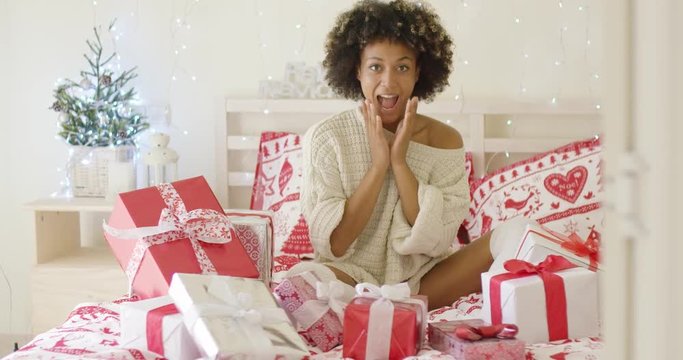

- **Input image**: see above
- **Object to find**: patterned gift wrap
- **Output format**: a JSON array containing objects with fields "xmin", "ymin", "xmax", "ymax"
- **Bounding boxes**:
[
  {"xmin": 428, "ymin": 319, "xmax": 525, "ymax": 360},
  {"xmin": 274, "ymin": 272, "xmax": 345, "ymax": 351}
]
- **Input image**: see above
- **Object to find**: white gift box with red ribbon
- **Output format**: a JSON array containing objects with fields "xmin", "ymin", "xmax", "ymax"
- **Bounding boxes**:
[
  {"xmin": 119, "ymin": 296, "xmax": 201, "ymax": 360},
  {"xmin": 514, "ymin": 223, "xmax": 602, "ymax": 271},
  {"xmin": 490, "ymin": 222, "xmax": 602, "ymax": 275},
  {"xmin": 481, "ymin": 255, "xmax": 600, "ymax": 344}
]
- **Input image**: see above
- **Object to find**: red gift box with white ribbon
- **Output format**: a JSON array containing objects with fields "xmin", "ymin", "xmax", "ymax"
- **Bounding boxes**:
[
  {"xmin": 343, "ymin": 283, "xmax": 427, "ymax": 360},
  {"xmin": 104, "ymin": 176, "xmax": 259, "ymax": 299}
]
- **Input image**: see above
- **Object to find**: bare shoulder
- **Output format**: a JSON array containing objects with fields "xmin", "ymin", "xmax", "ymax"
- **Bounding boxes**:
[{"xmin": 419, "ymin": 115, "xmax": 464, "ymax": 150}]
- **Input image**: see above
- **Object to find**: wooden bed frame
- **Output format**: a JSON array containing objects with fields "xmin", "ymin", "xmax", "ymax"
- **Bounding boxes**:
[{"xmin": 217, "ymin": 98, "xmax": 600, "ymax": 208}]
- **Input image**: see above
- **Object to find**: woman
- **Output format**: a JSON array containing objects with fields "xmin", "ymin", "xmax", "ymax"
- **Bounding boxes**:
[{"xmin": 297, "ymin": 0, "xmax": 519, "ymax": 310}]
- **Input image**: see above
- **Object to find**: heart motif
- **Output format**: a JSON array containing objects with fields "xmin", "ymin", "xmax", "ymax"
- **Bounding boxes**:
[{"xmin": 544, "ymin": 166, "xmax": 588, "ymax": 203}]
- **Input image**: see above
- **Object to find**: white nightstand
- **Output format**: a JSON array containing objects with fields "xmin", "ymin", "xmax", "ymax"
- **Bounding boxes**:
[{"xmin": 24, "ymin": 198, "xmax": 127, "ymax": 334}]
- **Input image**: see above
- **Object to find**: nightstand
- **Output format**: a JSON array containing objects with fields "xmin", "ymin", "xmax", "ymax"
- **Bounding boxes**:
[{"xmin": 24, "ymin": 198, "xmax": 127, "ymax": 334}]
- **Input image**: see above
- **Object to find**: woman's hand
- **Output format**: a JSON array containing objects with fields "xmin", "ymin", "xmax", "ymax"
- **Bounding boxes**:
[
  {"xmin": 391, "ymin": 96, "xmax": 418, "ymax": 168},
  {"xmin": 361, "ymin": 100, "xmax": 391, "ymax": 172}
]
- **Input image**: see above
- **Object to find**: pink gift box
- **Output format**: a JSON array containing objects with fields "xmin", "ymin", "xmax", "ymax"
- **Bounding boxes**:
[
  {"xmin": 104, "ymin": 176, "xmax": 260, "ymax": 299},
  {"xmin": 273, "ymin": 271, "xmax": 344, "ymax": 351},
  {"xmin": 428, "ymin": 319, "xmax": 525, "ymax": 360}
]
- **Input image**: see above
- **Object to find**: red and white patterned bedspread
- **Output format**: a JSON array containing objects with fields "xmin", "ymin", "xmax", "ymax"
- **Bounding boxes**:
[{"xmin": 4, "ymin": 293, "xmax": 602, "ymax": 360}]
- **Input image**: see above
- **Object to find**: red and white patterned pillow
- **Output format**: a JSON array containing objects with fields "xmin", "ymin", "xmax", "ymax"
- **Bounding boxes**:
[
  {"xmin": 465, "ymin": 137, "xmax": 604, "ymax": 244},
  {"xmin": 464, "ymin": 151, "xmax": 474, "ymax": 187},
  {"xmin": 251, "ymin": 132, "xmax": 314, "ymax": 275},
  {"xmin": 456, "ymin": 152, "xmax": 475, "ymax": 245}
]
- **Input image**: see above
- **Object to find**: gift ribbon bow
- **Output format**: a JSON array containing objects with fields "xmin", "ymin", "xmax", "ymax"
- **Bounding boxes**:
[
  {"xmin": 559, "ymin": 231, "xmax": 600, "ymax": 270},
  {"xmin": 355, "ymin": 283, "xmax": 427, "ymax": 360},
  {"xmin": 541, "ymin": 226, "xmax": 601, "ymax": 270},
  {"xmin": 290, "ymin": 272, "xmax": 353, "ymax": 330},
  {"xmin": 454, "ymin": 323, "xmax": 518, "ymax": 341},
  {"xmin": 103, "ymin": 183, "xmax": 233, "ymax": 295},
  {"xmin": 186, "ymin": 277, "xmax": 291, "ymax": 351},
  {"xmin": 490, "ymin": 255, "xmax": 576, "ymax": 341}
]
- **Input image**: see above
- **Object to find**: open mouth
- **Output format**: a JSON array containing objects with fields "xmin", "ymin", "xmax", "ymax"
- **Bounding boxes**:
[{"xmin": 377, "ymin": 94, "xmax": 399, "ymax": 110}]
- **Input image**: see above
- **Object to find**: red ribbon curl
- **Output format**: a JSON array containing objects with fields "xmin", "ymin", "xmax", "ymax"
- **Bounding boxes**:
[{"xmin": 454, "ymin": 323, "xmax": 519, "ymax": 341}]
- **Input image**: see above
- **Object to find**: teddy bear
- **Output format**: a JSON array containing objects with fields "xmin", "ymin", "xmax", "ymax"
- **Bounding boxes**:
[{"xmin": 143, "ymin": 132, "xmax": 179, "ymax": 185}]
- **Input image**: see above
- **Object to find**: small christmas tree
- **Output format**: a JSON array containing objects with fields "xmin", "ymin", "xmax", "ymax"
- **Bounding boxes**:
[
  {"xmin": 280, "ymin": 214, "xmax": 314, "ymax": 258},
  {"xmin": 50, "ymin": 23, "xmax": 148, "ymax": 147}
]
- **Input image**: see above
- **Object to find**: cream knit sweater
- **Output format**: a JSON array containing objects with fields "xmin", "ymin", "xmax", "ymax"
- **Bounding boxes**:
[{"xmin": 301, "ymin": 108, "xmax": 469, "ymax": 293}]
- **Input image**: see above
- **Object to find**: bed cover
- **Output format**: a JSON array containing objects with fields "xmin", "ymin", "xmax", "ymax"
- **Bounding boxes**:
[
  {"xmin": 5, "ymin": 191, "xmax": 603, "ymax": 360},
  {"xmin": 4, "ymin": 290, "xmax": 602, "ymax": 360}
]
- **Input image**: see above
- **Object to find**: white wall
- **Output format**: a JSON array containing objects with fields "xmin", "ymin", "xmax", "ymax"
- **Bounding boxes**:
[
  {"xmin": 4, "ymin": 0, "xmax": 601, "ymax": 333},
  {"xmin": 0, "ymin": 0, "xmax": 12, "ymax": 333}
]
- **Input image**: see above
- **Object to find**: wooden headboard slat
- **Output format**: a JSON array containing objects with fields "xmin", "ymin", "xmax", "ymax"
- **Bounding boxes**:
[{"xmin": 219, "ymin": 98, "xmax": 600, "ymax": 208}]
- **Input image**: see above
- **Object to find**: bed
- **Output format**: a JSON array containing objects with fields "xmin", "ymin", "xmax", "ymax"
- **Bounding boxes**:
[{"xmin": 5, "ymin": 98, "xmax": 603, "ymax": 360}]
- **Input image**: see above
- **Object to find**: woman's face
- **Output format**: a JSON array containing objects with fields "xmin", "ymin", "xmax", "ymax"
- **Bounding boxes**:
[{"xmin": 357, "ymin": 39, "xmax": 419, "ymax": 127}]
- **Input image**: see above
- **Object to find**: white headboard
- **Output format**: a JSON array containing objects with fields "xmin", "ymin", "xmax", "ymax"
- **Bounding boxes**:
[{"xmin": 217, "ymin": 98, "xmax": 601, "ymax": 208}]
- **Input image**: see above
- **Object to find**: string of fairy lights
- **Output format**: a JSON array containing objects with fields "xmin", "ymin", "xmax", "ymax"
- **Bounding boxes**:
[
  {"xmin": 253, "ymin": 0, "xmax": 313, "ymax": 115},
  {"xmin": 580, "ymin": 3, "xmax": 601, "ymax": 110},
  {"xmin": 254, "ymin": 0, "xmax": 273, "ymax": 115},
  {"xmin": 452, "ymin": 0, "xmax": 600, "ymax": 175},
  {"xmin": 24, "ymin": 0, "xmax": 603, "ymax": 335},
  {"xmin": 92, "ymin": 0, "xmax": 202, "ymax": 132},
  {"xmin": 53, "ymin": 0, "xmax": 601, "ymax": 178},
  {"xmin": 513, "ymin": 0, "xmax": 528, "ymax": 98},
  {"xmin": 165, "ymin": 0, "xmax": 203, "ymax": 137},
  {"xmin": 253, "ymin": 0, "xmax": 602, "ymax": 173},
  {"xmin": 53, "ymin": 0, "xmax": 202, "ymax": 192},
  {"xmin": 168, "ymin": 0, "xmax": 201, "ymax": 95}
]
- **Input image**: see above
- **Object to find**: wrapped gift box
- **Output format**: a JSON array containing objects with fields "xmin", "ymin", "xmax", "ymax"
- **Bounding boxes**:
[
  {"xmin": 225, "ymin": 209, "xmax": 274, "ymax": 286},
  {"xmin": 481, "ymin": 256, "xmax": 600, "ymax": 344},
  {"xmin": 513, "ymin": 223, "xmax": 602, "ymax": 271},
  {"xmin": 428, "ymin": 319, "xmax": 525, "ymax": 360},
  {"xmin": 273, "ymin": 271, "xmax": 352, "ymax": 351},
  {"xmin": 120, "ymin": 296, "xmax": 201, "ymax": 360},
  {"xmin": 104, "ymin": 176, "xmax": 259, "ymax": 299},
  {"xmin": 343, "ymin": 283, "xmax": 427, "ymax": 360},
  {"xmin": 168, "ymin": 273, "xmax": 309, "ymax": 359}
]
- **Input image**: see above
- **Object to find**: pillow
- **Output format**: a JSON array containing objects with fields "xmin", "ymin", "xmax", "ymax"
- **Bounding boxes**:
[
  {"xmin": 465, "ymin": 137, "xmax": 604, "ymax": 244},
  {"xmin": 251, "ymin": 132, "xmax": 314, "ymax": 276},
  {"xmin": 465, "ymin": 151, "xmax": 475, "ymax": 193},
  {"xmin": 455, "ymin": 151, "xmax": 475, "ymax": 245}
]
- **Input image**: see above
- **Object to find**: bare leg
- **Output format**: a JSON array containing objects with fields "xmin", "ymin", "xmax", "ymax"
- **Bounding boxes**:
[
  {"xmin": 325, "ymin": 265, "xmax": 358, "ymax": 287},
  {"xmin": 419, "ymin": 231, "xmax": 493, "ymax": 310}
]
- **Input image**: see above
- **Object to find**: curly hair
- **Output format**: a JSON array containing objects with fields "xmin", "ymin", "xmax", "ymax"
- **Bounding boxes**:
[{"xmin": 323, "ymin": 0, "xmax": 454, "ymax": 101}]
